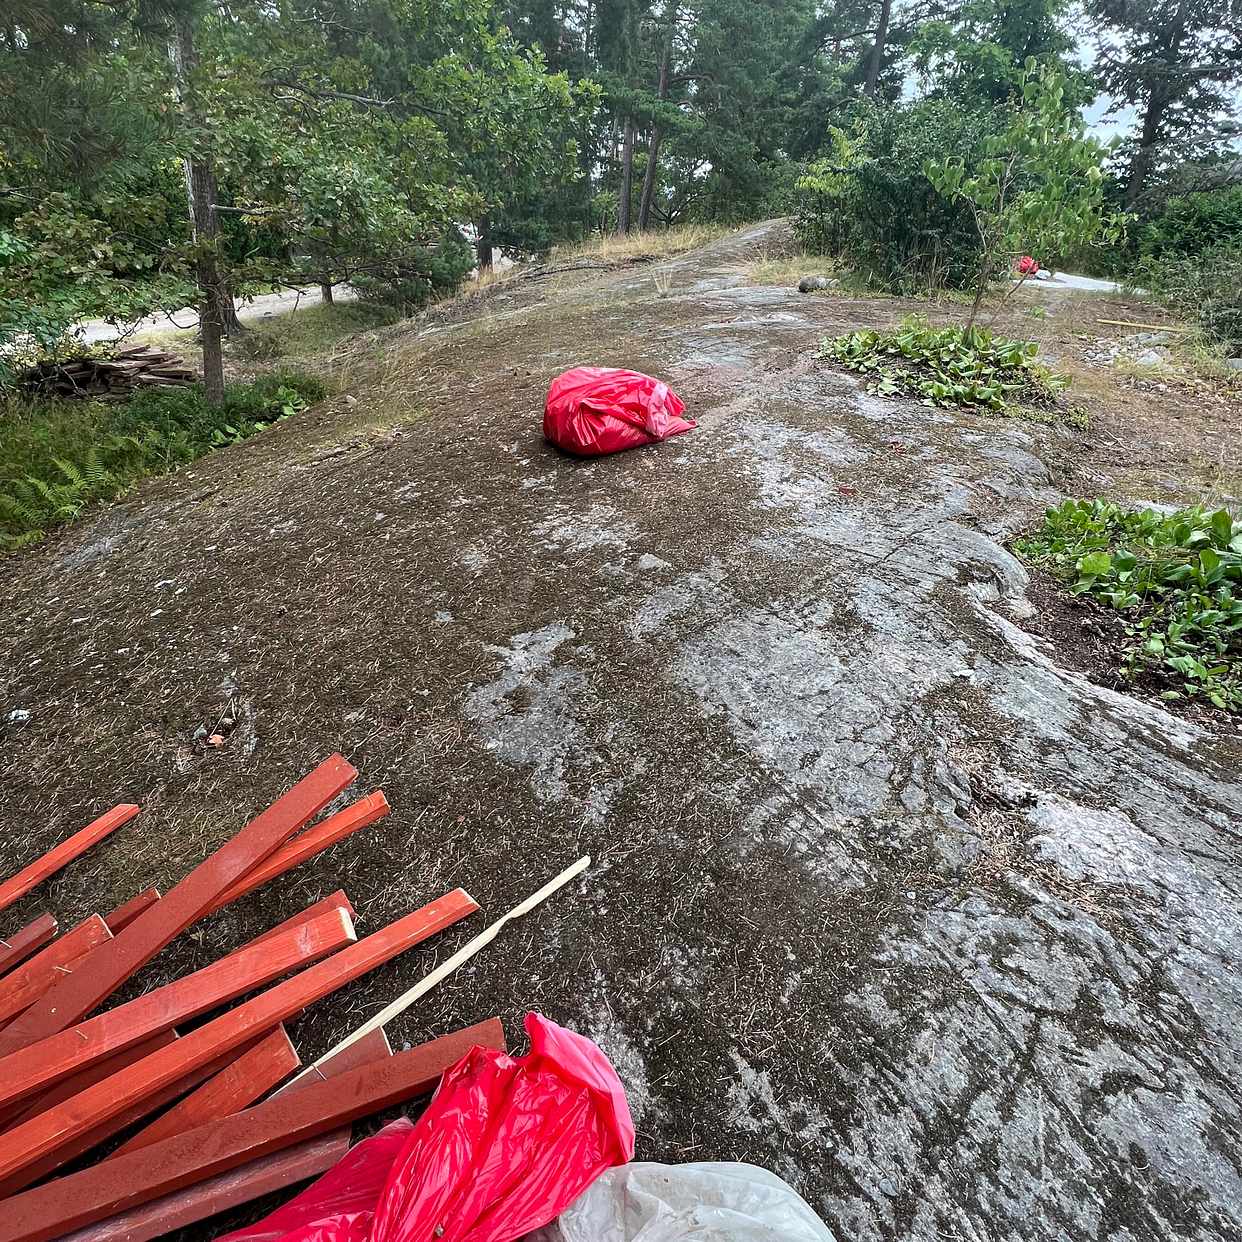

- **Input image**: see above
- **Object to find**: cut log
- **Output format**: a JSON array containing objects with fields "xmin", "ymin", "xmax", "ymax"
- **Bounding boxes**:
[
  {"xmin": 0, "ymin": 806, "xmax": 139, "ymax": 916},
  {"xmin": 0, "ymin": 755, "xmax": 356, "ymax": 1056},
  {"xmin": 0, "ymin": 915, "xmax": 57, "ymax": 979},
  {"xmin": 56, "ymin": 1031, "xmax": 392, "ymax": 1242},
  {"xmin": 0, "ymin": 889, "xmax": 477, "ymax": 1186},
  {"xmin": 110, "ymin": 1026, "xmax": 298, "ymax": 1157},
  {"xmin": 0, "ymin": 916, "xmax": 112, "ymax": 1027},
  {"xmin": 0, "ymin": 1019, "xmax": 504, "ymax": 1242},
  {"xmin": 0, "ymin": 906, "xmax": 355, "ymax": 1113},
  {"xmin": 102, "ymin": 889, "xmax": 160, "ymax": 934},
  {"xmin": 206, "ymin": 791, "xmax": 389, "ymax": 913}
]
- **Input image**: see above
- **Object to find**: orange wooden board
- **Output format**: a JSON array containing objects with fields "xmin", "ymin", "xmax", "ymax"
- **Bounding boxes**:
[
  {"xmin": 0, "ymin": 916, "xmax": 112, "ymax": 1027},
  {"xmin": 0, "ymin": 755, "xmax": 356, "ymax": 1056},
  {"xmin": 102, "ymin": 889, "xmax": 160, "ymax": 934},
  {"xmin": 0, "ymin": 806, "xmax": 139, "ymax": 916},
  {"xmin": 0, "ymin": 915, "xmax": 57, "ymax": 980},
  {"xmin": 110, "ymin": 1025, "xmax": 299, "ymax": 1157},
  {"xmin": 207, "ymin": 791, "xmax": 389, "ymax": 912},
  {"xmin": 0, "ymin": 888, "xmax": 476, "ymax": 1187},
  {"xmin": 0, "ymin": 1019, "xmax": 504, "ymax": 1242},
  {"xmin": 0, "ymin": 906, "xmax": 355, "ymax": 1114},
  {"xmin": 58, "ymin": 1029, "xmax": 393, "ymax": 1242},
  {"xmin": 0, "ymin": 1037, "xmax": 267, "ymax": 1196}
]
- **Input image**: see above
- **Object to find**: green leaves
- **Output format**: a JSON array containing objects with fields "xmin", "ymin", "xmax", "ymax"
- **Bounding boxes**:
[
  {"xmin": 924, "ymin": 63, "xmax": 1126, "ymax": 329},
  {"xmin": 1014, "ymin": 499, "xmax": 1242, "ymax": 712},
  {"xmin": 1078, "ymin": 550, "xmax": 1112, "ymax": 577},
  {"xmin": 821, "ymin": 314, "xmax": 1065, "ymax": 416}
]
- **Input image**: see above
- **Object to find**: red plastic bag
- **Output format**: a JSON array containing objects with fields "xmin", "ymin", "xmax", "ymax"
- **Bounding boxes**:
[
  {"xmin": 221, "ymin": 1014, "xmax": 635, "ymax": 1242},
  {"xmin": 1016, "ymin": 255, "xmax": 1040, "ymax": 275},
  {"xmin": 218, "ymin": 1121, "xmax": 415, "ymax": 1242},
  {"xmin": 544, "ymin": 366, "xmax": 694, "ymax": 456}
]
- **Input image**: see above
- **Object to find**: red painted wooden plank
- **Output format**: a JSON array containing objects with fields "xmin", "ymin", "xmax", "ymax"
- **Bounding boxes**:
[
  {"xmin": 111, "ymin": 1025, "xmax": 299, "ymax": 1157},
  {"xmin": 0, "ymin": 1039, "xmax": 265, "ymax": 1197},
  {"xmin": 0, "ymin": 1019, "xmax": 504, "ymax": 1242},
  {"xmin": 0, "ymin": 755, "xmax": 356, "ymax": 1056},
  {"xmin": 0, "ymin": 916, "xmax": 111, "ymax": 1027},
  {"xmin": 0, "ymin": 907, "xmax": 356, "ymax": 1114},
  {"xmin": 1, "ymin": 1030, "xmax": 178, "ymax": 1133},
  {"xmin": 58, "ymin": 1027, "xmax": 393, "ymax": 1242},
  {"xmin": 0, "ymin": 806, "xmax": 139, "ymax": 917},
  {"xmin": 236, "ymin": 889, "xmax": 356, "ymax": 952},
  {"xmin": 0, "ymin": 915, "xmax": 57, "ymax": 980},
  {"xmin": 269, "ymin": 1026, "xmax": 392, "ymax": 1098},
  {"xmin": 103, "ymin": 888, "xmax": 160, "ymax": 934},
  {"xmin": 207, "ymin": 792, "xmax": 390, "ymax": 914},
  {"xmin": 0, "ymin": 889, "xmax": 476, "ymax": 1187},
  {"xmin": 57, "ymin": 1132, "xmax": 351, "ymax": 1242}
]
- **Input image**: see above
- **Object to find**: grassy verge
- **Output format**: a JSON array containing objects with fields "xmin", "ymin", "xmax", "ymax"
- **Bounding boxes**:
[
  {"xmin": 134, "ymin": 300, "xmax": 398, "ymax": 378},
  {"xmin": 1015, "ymin": 499, "xmax": 1242, "ymax": 712},
  {"xmin": 0, "ymin": 371, "xmax": 327, "ymax": 552}
]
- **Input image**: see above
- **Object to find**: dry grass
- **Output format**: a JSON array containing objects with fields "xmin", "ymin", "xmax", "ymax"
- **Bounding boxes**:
[
  {"xmin": 747, "ymin": 252, "xmax": 833, "ymax": 287},
  {"xmin": 547, "ymin": 222, "xmax": 731, "ymax": 266}
]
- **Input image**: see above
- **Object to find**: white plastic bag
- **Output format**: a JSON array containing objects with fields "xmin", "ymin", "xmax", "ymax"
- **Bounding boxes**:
[{"xmin": 527, "ymin": 1161, "xmax": 837, "ymax": 1242}]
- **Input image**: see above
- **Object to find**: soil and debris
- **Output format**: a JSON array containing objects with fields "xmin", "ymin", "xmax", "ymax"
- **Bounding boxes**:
[{"xmin": 1, "ymin": 222, "xmax": 1240, "ymax": 1242}]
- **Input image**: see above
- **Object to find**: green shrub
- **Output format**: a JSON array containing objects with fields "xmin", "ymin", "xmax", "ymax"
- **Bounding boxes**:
[
  {"xmin": 351, "ymin": 230, "xmax": 475, "ymax": 313},
  {"xmin": 1133, "ymin": 244, "xmax": 1242, "ymax": 353},
  {"xmin": 821, "ymin": 315, "xmax": 1065, "ymax": 413},
  {"xmin": 1015, "ymin": 500, "xmax": 1242, "ymax": 712},
  {"xmin": 1137, "ymin": 187, "xmax": 1242, "ymax": 261},
  {"xmin": 0, "ymin": 370, "xmax": 325, "ymax": 551},
  {"xmin": 793, "ymin": 100, "xmax": 1001, "ymax": 293}
]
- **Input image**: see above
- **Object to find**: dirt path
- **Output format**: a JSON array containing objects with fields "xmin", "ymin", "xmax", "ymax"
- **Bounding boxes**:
[{"xmin": 2, "ymin": 223, "xmax": 1240, "ymax": 1241}]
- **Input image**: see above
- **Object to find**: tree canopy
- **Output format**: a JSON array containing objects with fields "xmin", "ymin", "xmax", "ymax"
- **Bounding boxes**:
[{"xmin": 3, "ymin": 0, "xmax": 1240, "ymax": 395}]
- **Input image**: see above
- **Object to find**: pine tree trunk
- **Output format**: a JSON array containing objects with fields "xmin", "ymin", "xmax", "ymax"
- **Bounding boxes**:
[
  {"xmin": 476, "ymin": 216, "xmax": 494, "ymax": 270},
  {"xmin": 618, "ymin": 119, "xmax": 636, "ymax": 234},
  {"xmin": 638, "ymin": 128, "xmax": 664, "ymax": 231},
  {"xmin": 215, "ymin": 285, "xmax": 245, "ymax": 337},
  {"xmin": 1124, "ymin": 13, "xmax": 1186, "ymax": 209},
  {"xmin": 1125, "ymin": 91, "xmax": 1165, "ymax": 209},
  {"xmin": 639, "ymin": 20, "xmax": 674, "ymax": 232},
  {"xmin": 320, "ymin": 282, "xmax": 334, "ymax": 304},
  {"xmin": 864, "ymin": 0, "xmax": 892, "ymax": 98},
  {"xmin": 173, "ymin": 18, "xmax": 225, "ymax": 405}
]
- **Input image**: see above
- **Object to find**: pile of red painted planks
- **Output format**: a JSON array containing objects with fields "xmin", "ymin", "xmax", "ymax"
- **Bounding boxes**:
[{"xmin": 0, "ymin": 755, "xmax": 502, "ymax": 1242}]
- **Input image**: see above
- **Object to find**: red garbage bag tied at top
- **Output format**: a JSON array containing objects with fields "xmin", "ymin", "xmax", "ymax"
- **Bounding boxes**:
[
  {"xmin": 221, "ymin": 1013, "xmax": 636, "ymax": 1242},
  {"xmin": 544, "ymin": 366, "xmax": 695, "ymax": 456}
]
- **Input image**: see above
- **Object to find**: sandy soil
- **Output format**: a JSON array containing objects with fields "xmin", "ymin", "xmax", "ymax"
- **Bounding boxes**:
[{"xmin": 1, "ymin": 223, "xmax": 1240, "ymax": 1240}]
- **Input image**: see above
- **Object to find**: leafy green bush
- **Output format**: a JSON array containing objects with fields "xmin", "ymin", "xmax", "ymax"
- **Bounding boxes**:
[
  {"xmin": 1133, "ymin": 244, "xmax": 1242, "ymax": 353},
  {"xmin": 1015, "ymin": 500, "xmax": 1242, "ymax": 712},
  {"xmin": 822, "ymin": 315, "xmax": 1065, "ymax": 413},
  {"xmin": 793, "ymin": 100, "xmax": 1001, "ymax": 293},
  {"xmin": 1137, "ymin": 187, "xmax": 1242, "ymax": 261},
  {"xmin": 351, "ymin": 230, "xmax": 476, "ymax": 313},
  {"xmin": 0, "ymin": 371, "xmax": 325, "ymax": 551}
]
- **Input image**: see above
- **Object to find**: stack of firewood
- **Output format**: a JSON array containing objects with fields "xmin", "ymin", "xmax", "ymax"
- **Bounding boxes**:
[{"xmin": 21, "ymin": 345, "xmax": 197, "ymax": 400}]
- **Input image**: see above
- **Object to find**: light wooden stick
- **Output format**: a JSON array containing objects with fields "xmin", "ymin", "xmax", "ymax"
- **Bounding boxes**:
[
  {"xmin": 293, "ymin": 855, "xmax": 590, "ymax": 1082},
  {"xmin": 1096, "ymin": 318, "xmax": 1190, "ymax": 333}
]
